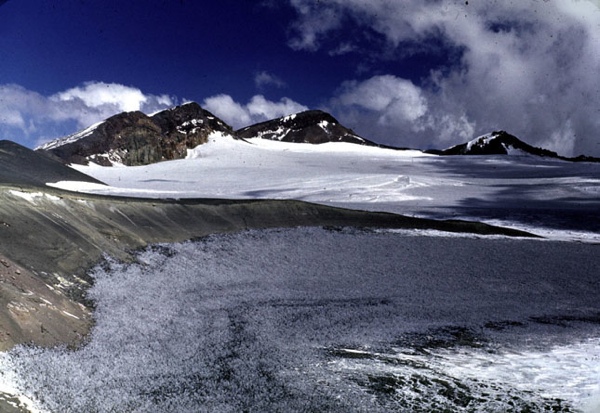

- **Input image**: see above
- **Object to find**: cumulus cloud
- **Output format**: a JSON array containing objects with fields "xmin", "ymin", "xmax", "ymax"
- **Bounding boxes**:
[
  {"xmin": 0, "ymin": 82, "xmax": 175, "ymax": 147},
  {"xmin": 202, "ymin": 94, "xmax": 308, "ymax": 129},
  {"xmin": 328, "ymin": 74, "xmax": 476, "ymax": 148},
  {"xmin": 336, "ymin": 75, "xmax": 428, "ymax": 124},
  {"xmin": 51, "ymin": 81, "xmax": 175, "ymax": 125},
  {"xmin": 289, "ymin": 0, "xmax": 600, "ymax": 156}
]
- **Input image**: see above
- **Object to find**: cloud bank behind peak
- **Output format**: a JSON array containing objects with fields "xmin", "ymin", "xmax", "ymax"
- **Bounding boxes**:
[
  {"xmin": 288, "ymin": 0, "xmax": 600, "ymax": 156},
  {"xmin": 0, "ymin": 82, "xmax": 176, "ymax": 148}
]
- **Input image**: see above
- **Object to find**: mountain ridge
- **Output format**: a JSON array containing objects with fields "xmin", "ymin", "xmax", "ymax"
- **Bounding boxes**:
[
  {"xmin": 37, "ymin": 104, "xmax": 600, "ymax": 165},
  {"xmin": 443, "ymin": 130, "xmax": 558, "ymax": 156},
  {"xmin": 427, "ymin": 130, "xmax": 600, "ymax": 162}
]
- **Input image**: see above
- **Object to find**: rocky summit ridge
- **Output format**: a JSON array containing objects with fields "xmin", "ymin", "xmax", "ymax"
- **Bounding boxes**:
[
  {"xmin": 38, "ymin": 104, "xmax": 600, "ymax": 166},
  {"xmin": 38, "ymin": 102, "xmax": 232, "ymax": 166},
  {"xmin": 37, "ymin": 106, "xmax": 395, "ymax": 167},
  {"xmin": 236, "ymin": 110, "xmax": 376, "ymax": 146},
  {"xmin": 429, "ymin": 130, "xmax": 600, "ymax": 162},
  {"xmin": 436, "ymin": 131, "xmax": 559, "ymax": 157}
]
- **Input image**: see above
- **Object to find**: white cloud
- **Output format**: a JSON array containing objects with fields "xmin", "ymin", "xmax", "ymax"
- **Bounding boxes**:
[
  {"xmin": 51, "ymin": 81, "xmax": 175, "ymax": 124},
  {"xmin": 329, "ymin": 42, "xmax": 356, "ymax": 56},
  {"xmin": 288, "ymin": 0, "xmax": 600, "ymax": 156},
  {"xmin": 337, "ymin": 75, "xmax": 427, "ymax": 123},
  {"xmin": 254, "ymin": 71, "xmax": 286, "ymax": 89},
  {"xmin": 329, "ymin": 75, "xmax": 477, "ymax": 148},
  {"xmin": 287, "ymin": 0, "xmax": 343, "ymax": 51},
  {"xmin": 203, "ymin": 94, "xmax": 308, "ymax": 129},
  {"xmin": 0, "ymin": 82, "xmax": 175, "ymax": 147},
  {"xmin": 53, "ymin": 82, "xmax": 149, "ymax": 112},
  {"xmin": 202, "ymin": 94, "xmax": 253, "ymax": 127},
  {"xmin": 1, "ymin": 109, "xmax": 26, "ymax": 128},
  {"xmin": 247, "ymin": 95, "xmax": 307, "ymax": 120},
  {"xmin": 0, "ymin": 83, "xmax": 307, "ymax": 147}
]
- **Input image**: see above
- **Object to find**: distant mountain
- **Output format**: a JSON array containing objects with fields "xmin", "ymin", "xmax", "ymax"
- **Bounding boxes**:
[
  {"xmin": 39, "ymin": 106, "xmax": 410, "ymax": 166},
  {"xmin": 429, "ymin": 130, "xmax": 600, "ymax": 162},
  {"xmin": 434, "ymin": 131, "xmax": 559, "ymax": 157},
  {"xmin": 37, "ymin": 102, "xmax": 233, "ymax": 166},
  {"xmin": 41, "ymin": 104, "xmax": 599, "ymax": 167},
  {"xmin": 236, "ymin": 110, "xmax": 381, "ymax": 146}
]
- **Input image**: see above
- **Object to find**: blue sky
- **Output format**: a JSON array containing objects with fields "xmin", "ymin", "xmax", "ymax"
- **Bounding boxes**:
[{"xmin": 1, "ymin": 0, "xmax": 599, "ymax": 156}]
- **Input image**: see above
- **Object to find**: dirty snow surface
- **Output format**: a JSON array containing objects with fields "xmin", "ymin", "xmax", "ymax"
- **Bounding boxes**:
[
  {"xmin": 5, "ymin": 134, "xmax": 597, "ymax": 412},
  {"xmin": 2, "ymin": 228, "xmax": 600, "ymax": 412}
]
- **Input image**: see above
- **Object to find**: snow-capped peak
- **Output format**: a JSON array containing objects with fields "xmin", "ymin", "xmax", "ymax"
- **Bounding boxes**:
[
  {"xmin": 465, "ymin": 133, "xmax": 497, "ymax": 152},
  {"xmin": 441, "ymin": 131, "xmax": 560, "ymax": 158},
  {"xmin": 37, "ymin": 120, "xmax": 105, "ymax": 151},
  {"xmin": 236, "ymin": 110, "xmax": 372, "ymax": 146}
]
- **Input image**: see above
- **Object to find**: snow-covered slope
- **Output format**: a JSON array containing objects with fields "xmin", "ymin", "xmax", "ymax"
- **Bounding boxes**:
[
  {"xmin": 37, "ymin": 120, "xmax": 106, "ymax": 151},
  {"xmin": 58, "ymin": 131, "xmax": 434, "ymax": 201},
  {"xmin": 49, "ymin": 131, "xmax": 600, "ymax": 242}
]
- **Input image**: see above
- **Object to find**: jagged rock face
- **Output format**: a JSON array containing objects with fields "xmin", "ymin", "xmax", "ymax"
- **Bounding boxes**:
[
  {"xmin": 441, "ymin": 131, "xmax": 559, "ymax": 157},
  {"xmin": 236, "ymin": 110, "xmax": 376, "ymax": 146},
  {"xmin": 150, "ymin": 102, "xmax": 232, "ymax": 161},
  {"xmin": 38, "ymin": 103, "xmax": 233, "ymax": 166}
]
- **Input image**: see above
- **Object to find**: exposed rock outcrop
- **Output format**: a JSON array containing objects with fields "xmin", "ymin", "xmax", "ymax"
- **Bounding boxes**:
[
  {"xmin": 37, "ymin": 102, "xmax": 233, "ymax": 166},
  {"xmin": 39, "ymin": 105, "xmax": 418, "ymax": 167},
  {"xmin": 236, "ymin": 110, "xmax": 377, "ymax": 145}
]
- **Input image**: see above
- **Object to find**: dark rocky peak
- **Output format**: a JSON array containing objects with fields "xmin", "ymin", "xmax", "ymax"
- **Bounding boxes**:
[
  {"xmin": 439, "ymin": 131, "xmax": 560, "ymax": 157},
  {"xmin": 37, "ymin": 102, "xmax": 234, "ymax": 166},
  {"xmin": 38, "ymin": 111, "xmax": 161, "ymax": 166},
  {"xmin": 151, "ymin": 102, "xmax": 232, "ymax": 136},
  {"xmin": 236, "ymin": 110, "xmax": 377, "ymax": 146}
]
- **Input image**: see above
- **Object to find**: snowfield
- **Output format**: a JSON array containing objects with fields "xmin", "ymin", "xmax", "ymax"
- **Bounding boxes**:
[
  {"xmin": 2, "ymin": 133, "xmax": 597, "ymax": 412},
  {"xmin": 52, "ymin": 132, "xmax": 600, "ymax": 242}
]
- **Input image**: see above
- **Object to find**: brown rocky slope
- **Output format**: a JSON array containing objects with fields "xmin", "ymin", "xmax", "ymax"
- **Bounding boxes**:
[{"xmin": 38, "ymin": 102, "xmax": 232, "ymax": 166}]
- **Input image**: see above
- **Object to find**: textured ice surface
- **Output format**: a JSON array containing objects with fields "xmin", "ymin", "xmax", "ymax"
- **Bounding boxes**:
[{"xmin": 2, "ymin": 228, "xmax": 598, "ymax": 412}]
